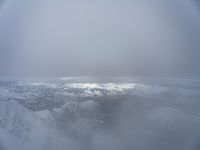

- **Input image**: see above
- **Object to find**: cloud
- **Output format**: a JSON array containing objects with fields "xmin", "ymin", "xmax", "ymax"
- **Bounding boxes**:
[{"xmin": 0, "ymin": 0, "xmax": 200, "ymax": 76}]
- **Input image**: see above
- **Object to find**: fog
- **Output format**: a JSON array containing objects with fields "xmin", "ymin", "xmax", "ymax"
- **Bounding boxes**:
[
  {"xmin": 0, "ymin": 0, "xmax": 200, "ymax": 77},
  {"xmin": 1, "ymin": 78, "xmax": 200, "ymax": 150},
  {"xmin": 0, "ymin": 1, "xmax": 200, "ymax": 150}
]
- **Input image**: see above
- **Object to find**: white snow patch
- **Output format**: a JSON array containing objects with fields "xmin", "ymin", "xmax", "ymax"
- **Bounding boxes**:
[{"xmin": 0, "ymin": 101, "xmax": 78, "ymax": 150}]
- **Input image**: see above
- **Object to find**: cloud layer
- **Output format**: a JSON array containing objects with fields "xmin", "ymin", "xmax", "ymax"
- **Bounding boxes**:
[{"xmin": 0, "ymin": 0, "xmax": 200, "ymax": 76}]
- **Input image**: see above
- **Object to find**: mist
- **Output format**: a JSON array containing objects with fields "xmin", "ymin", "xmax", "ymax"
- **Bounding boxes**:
[
  {"xmin": 0, "ymin": 0, "xmax": 200, "ymax": 77},
  {"xmin": 0, "ymin": 1, "xmax": 200, "ymax": 150},
  {"xmin": 1, "ymin": 78, "xmax": 200, "ymax": 150}
]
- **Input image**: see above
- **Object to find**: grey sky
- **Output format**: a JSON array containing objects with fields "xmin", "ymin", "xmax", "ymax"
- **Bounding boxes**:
[{"xmin": 0, "ymin": 0, "xmax": 200, "ymax": 77}]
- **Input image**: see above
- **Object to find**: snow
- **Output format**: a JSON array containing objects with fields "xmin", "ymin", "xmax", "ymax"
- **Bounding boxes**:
[
  {"xmin": 66, "ymin": 83, "xmax": 136, "ymax": 91},
  {"xmin": 79, "ymin": 100, "xmax": 99, "ymax": 112},
  {"xmin": 0, "ymin": 100, "xmax": 54, "ymax": 145},
  {"xmin": 0, "ymin": 87, "xmax": 24, "ymax": 100},
  {"xmin": 36, "ymin": 110, "xmax": 55, "ymax": 123},
  {"xmin": 0, "ymin": 101, "xmax": 78, "ymax": 150},
  {"xmin": 0, "ymin": 77, "xmax": 200, "ymax": 149},
  {"xmin": 64, "ymin": 83, "xmax": 137, "ymax": 97},
  {"xmin": 18, "ymin": 81, "xmax": 58, "ymax": 89}
]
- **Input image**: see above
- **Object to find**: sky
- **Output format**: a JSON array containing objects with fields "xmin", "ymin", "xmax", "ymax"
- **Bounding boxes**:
[{"xmin": 0, "ymin": 0, "xmax": 200, "ymax": 77}]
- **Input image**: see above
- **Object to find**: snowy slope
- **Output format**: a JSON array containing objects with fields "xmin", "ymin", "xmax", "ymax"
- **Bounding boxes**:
[
  {"xmin": 0, "ymin": 78, "xmax": 200, "ymax": 150},
  {"xmin": 0, "ymin": 100, "xmax": 79, "ymax": 150}
]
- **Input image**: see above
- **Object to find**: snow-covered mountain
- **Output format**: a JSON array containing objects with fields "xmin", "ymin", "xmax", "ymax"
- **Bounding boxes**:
[{"xmin": 0, "ymin": 77, "xmax": 200, "ymax": 150}]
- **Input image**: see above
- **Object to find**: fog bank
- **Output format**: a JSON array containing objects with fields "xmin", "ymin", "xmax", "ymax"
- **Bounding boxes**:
[{"xmin": 0, "ymin": 0, "xmax": 200, "ymax": 77}]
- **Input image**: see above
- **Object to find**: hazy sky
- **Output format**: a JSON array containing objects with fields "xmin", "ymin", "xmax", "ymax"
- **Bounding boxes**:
[{"xmin": 0, "ymin": 0, "xmax": 200, "ymax": 77}]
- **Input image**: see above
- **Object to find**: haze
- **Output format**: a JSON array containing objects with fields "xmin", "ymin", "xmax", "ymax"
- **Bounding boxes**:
[{"xmin": 0, "ymin": 0, "xmax": 200, "ymax": 77}]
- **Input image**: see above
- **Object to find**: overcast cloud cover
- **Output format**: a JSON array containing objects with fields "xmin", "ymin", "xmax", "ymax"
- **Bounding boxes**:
[
  {"xmin": 0, "ymin": 0, "xmax": 200, "ymax": 77},
  {"xmin": 1, "ymin": 1, "xmax": 200, "ymax": 150}
]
